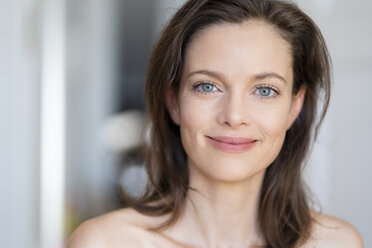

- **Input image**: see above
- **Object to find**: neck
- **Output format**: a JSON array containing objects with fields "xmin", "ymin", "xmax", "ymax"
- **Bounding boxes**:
[{"xmin": 165, "ymin": 169, "xmax": 267, "ymax": 247}]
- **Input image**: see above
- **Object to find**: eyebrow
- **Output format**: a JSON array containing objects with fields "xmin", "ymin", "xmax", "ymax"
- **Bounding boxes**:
[
  {"xmin": 254, "ymin": 72, "xmax": 287, "ymax": 84},
  {"xmin": 184, "ymin": 69, "xmax": 287, "ymax": 84},
  {"xmin": 185, "ymin": 69, "xmax": 224, "ymax": 81}
]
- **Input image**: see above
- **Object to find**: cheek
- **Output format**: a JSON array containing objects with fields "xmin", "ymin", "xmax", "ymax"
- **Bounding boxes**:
[
  {"xmin": 180, "ymin": 100, "xmax": 209, "ymax": 128},
  {"xmin": 252, "ymin": 101, "xmax": 291, "ymax": 149},
  {"xmin": 178, "ymin": 99, "xmax": 213, "ymax": 148},
  {"xmin": 253, "ymin": 98, "xmax": 291, "ymax": 132},
  {"xmin": 259, "ymin": 110, "xmax": 289, "ymax": 136},
  {"xmin": 248, "ymin": 104, "xmax": 291, "ymax": 169}
]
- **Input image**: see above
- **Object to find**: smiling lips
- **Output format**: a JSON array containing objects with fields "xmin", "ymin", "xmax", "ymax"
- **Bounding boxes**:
[{"xmin": 206, "ymin": 136, "xmax": 258, "ymax": 153}]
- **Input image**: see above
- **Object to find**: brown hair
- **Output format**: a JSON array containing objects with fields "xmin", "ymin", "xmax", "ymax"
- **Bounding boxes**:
[{"xmin": 122, "ymin": 0, "xmax": 331, "ymax": 247}]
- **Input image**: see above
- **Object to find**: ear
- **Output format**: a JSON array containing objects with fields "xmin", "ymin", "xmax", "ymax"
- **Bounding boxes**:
[
  {"xmin": 166, "ymin": 89, "xmax": 180, "ymax": 125},
  {"xmin": 287, "ymin": 86, "xmax": 306, "ymax": 130}
]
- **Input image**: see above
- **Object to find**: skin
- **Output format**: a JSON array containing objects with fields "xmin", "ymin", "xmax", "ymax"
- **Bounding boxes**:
[{"xmin": 68, "ymin": 21, "xmax": 364, "ymax": 248}]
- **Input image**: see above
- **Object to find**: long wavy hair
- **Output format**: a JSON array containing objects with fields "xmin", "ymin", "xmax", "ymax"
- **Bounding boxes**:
[{"xmin": 122, "ymin": 0, "xmax": 331, "ymax": 247}]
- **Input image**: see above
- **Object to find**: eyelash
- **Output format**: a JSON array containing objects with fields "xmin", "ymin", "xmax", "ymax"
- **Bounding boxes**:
[{"xmin": 192, "ymin": 81, "xmax": 280, "ymax": 98}]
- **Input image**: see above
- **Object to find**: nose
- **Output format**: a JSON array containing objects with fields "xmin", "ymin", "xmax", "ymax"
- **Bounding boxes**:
[{"xmin": 216, "ymin": 92, "xmax": 249, "ymax": 128}]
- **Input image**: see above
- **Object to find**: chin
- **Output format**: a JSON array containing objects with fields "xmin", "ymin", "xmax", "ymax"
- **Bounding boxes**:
[{"xmin": 189, "ymin": 157, "xmax": 268, "ymax": 184}]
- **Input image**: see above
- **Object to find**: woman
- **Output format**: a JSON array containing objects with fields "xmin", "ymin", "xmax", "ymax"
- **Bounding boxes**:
[{"xmin": 68, "ymin": 0, "xmax": 364, "ymax": 247}]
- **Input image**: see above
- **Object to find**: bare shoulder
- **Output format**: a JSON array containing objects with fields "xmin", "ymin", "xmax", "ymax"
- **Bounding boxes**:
[
  {"xmin": 302, "ymin": 211, "xmax": 364, "ymax": 248},
  {"xmin": 67, "ymin": 208, "xmax": 169, "ymax": 248}
]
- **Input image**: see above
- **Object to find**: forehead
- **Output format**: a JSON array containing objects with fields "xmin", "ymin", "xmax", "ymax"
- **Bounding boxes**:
[{"xmin": 182, "ymin": 20, "xmax": 293, "ymax": 83}]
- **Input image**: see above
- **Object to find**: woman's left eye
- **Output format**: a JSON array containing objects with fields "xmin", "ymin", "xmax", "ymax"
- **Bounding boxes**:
[{"xmin": 254, "ymin": 86, "xmax": 278, "ymax": 98}]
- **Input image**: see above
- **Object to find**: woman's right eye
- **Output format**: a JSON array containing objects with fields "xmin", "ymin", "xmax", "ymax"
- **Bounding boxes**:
[{"xmin": 192, "ymin": 82, "xmax": 218, "ymax": 94}]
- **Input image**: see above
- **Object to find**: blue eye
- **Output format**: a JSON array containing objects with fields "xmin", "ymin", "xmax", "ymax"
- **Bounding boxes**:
[
  {"xmin": 254, "ymin": 86, "xmax": 278, "ymax": 98},
  {"xmin": 193, "ymin": 82, "xmax": 217, "ymax": 94},
  {"xmin": 258, "ymin": 88, "xmax": 273, "ymax": 96},
  {"xmin": 201, "ymin": 84, "xmax": 214, "ymax": 92}
]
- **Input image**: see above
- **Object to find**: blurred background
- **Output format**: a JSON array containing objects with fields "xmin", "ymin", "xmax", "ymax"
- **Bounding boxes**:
[{"xmin": 1, "ymin": 0, "xmax": 371, "ymax": 247}]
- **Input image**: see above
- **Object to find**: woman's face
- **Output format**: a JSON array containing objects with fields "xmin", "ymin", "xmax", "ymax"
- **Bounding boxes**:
[{"xmin": 167, "ymin": 20, "xmax": 305, "ymax": 183}]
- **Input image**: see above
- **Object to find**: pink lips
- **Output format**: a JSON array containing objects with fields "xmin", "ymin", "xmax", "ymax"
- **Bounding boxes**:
[{"xmin": 206, "ymin": 136, "xmax": 258, "ymax": 153}]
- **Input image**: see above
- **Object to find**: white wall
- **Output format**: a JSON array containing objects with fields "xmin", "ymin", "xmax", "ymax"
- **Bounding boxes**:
[
  {"xmin": 298, "ymin": 0, "xmax": 372, "ymax": 246},
  {"xmin": 0, "ymin": 0, "xmax": 41, "ymax": 247}
]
